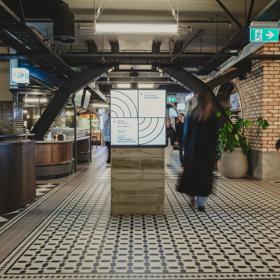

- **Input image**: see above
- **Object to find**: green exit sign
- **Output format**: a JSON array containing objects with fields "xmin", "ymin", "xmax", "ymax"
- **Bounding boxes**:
[
  {"xmin": 167, "ymin": 97, "xmax": 176, "ymax": 103},
  {"xmin": 250, "ymin": 27, "xmax": 279, "ymax": 43}
]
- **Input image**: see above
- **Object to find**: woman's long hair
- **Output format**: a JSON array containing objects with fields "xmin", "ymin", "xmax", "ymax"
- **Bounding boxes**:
[{"xmin": 192, "ymin": 92, "xmax": 216, "ymax": 122}]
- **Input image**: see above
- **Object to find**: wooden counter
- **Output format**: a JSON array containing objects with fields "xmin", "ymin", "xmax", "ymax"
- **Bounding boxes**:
[
  {"xmin": 0, "ymin": 140, "xmax": 36, "ymax": 214},
  {"xmin": 36, "ymin": 141, "xmax": 73, "ymax": 179}
]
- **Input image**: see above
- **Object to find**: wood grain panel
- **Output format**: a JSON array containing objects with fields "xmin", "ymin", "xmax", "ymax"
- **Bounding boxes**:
[
  {"xmin": 0, "ymin": 140, "xmax": 36, "ymax": 214},
  {"xmin": 111, "ymin": 148, "xmax": 165, "ymax": 215},
  {"xmin": 36, "ymin": 142, "xmax": 73, "ymax": 165}
]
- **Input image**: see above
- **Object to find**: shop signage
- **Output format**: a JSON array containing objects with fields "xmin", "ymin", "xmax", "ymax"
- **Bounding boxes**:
[
  {"xmin": 250, "ymin": 27, "xmax": 279, "ymax": 43},
  {"xmin": 110, "ymin": 90, "xmax": 166, "ymax": 146},
  {"xmin": 11, "ymin": 68, "xmax": 30, "ymax": 84},
  {"xmin": 167, "ymin": 96, "xmax": 176, "ymax": 103}
]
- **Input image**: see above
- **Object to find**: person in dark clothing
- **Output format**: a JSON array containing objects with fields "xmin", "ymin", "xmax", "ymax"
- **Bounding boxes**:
[
  {"xmin": 177, "ymin": 92, "xmax": 218, "ymax": 212},
  {"xmin": 275, "ymin": 139, "xmax": 280, "ymax": 151},
  {"xmin": 175, "ymin": 113, "xmax": 185, "ymax": 167},
  {"xmin": 103, "ymin": 113, "xmax": 111, "ymax": 164},
  {"xmin": 182, "ymin": 100, "xmax": 193, "ymax": 143},
  {"xmin": 165, "ymin": 119, "xmax": 177, "ymax": 167}
]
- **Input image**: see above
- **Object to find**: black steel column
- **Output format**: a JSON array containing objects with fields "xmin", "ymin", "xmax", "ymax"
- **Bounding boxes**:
[
  {"xmin": 32, "ymin": 67, "xmax": 108, "ymax": 140},
  {"xmin": 89, "ymin": 113, "xmax": 92, "ymax": 163},
  {"xmin": 72, "ymin": 94, "xmax": 77, "ymax": 173}
]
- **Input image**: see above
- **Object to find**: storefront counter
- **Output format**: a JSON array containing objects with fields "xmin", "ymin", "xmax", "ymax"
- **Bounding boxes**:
[
  {"xmin": 0, "ymin": 140, "xmax": 36, "ymax": 214},
  {"xmin": 36, "ymin": 136, "xmax": 91, "ymax": 179},
  {"xmin": 36, "ymin": 140, "xmax": 73, "ymax": 179}
]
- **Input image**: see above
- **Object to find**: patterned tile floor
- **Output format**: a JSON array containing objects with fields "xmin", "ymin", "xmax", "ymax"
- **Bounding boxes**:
[
  {"xmin": 0, "ymin": 149, "xmax": 280, "ymax": 279},
  {"xmin": 0, "ymin": 183, "xmax": 57, "ymax": 227}
]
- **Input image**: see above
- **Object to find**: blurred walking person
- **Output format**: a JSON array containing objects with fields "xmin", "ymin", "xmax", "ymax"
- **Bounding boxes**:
[
  {"xmin": 177, "ymin": 92, "xmax": 218, "ymax": 212},
  {"xmin": 165, "ymin": 118, "xmax": 177, "ymax": 167},
  {"xmin": 103, "ymin": 112, "xmax": 111, "ymax": 165},
  {"xmin": 175, "ymin": 113, "xmax": 185, "ymax": 167}
]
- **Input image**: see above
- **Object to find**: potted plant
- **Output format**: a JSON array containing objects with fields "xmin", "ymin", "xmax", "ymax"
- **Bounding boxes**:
[{"xmin": 217, "ymin": 112, "xmax": 269, "ymax": 178}]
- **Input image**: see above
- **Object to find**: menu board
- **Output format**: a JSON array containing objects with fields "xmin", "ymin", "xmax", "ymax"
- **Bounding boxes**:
[{"xmin": 111, "ymin": 90, "xmax": 166, "ymax": 146}]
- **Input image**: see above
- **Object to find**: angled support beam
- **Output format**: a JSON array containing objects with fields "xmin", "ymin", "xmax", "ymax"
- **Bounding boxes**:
[
  {"xmin": 159, "ymin": 66, "xmax": 229, "ymax": 120},
  {"xmin": 171, "ymin": 29, "xmax": 204, "ymax": 62},
  {"xmin": 207, "ymin": 67, "xmax": 249, "ymax": 89},
  {"xmin": 27, "ymin": 66, "xmax": 65, "ymax": 89},
  {"xmin": 0, "ymin": 0, "xmax": 21, "ymax": 23},
  {"xmin": 207, "ymin": 41, "xmax": 263, "ymax": 80},
  {"xmin": 32, "ymin": 67, "xmax": 108, "ymax": 140},
  {"xmin": 247, "ymin": 0, "xmax": 255, "ymax": 24},
  {"xmin": 216, "ymin": 0, "xmax": 243, "ymax": 29}
]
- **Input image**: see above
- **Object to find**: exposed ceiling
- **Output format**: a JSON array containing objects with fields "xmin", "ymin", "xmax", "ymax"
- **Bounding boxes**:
[
  {"xmin": 62, "ymin": 0, "xmax": 270, "ymax": 53},
  {"xmin": 1, "ymin": 0, "xmax": 279, "ymax": 139},
  {"xmin": 0, "ymin": 0, "xmax": 279, "ymax": 88}
]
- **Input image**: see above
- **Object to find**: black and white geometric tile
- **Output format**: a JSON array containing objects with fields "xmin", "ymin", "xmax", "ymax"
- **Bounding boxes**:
[
  {"xmin": 0, "ymin": 161, "xmax": 279, "ymax": 280},
  {"xmin": 0, "ymin": 183, "xmax": 57, "ymax": 228}
]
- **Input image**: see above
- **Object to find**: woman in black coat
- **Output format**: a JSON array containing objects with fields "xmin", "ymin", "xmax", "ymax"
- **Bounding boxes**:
[{"xmin": 177, "ymin": 92, "xmax": 218, "ymax": 212}]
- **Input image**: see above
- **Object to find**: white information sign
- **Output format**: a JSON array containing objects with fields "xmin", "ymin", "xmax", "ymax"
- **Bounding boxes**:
[
  {"xmin": 111, "ymin": 89, "xmax": 166, "ymax": 146},
  {"xmin": 139, "ymin": 90, "xmax": 166, "ymax": 117},
  {"xmin": 111, "ymin": 118, "xmax": 138, "ymax": 146}
]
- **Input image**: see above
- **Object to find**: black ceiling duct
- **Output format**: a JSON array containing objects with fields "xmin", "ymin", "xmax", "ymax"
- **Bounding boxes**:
[{"xmin": 3, "ymin": 0, "xmax": 75, "ymax": 43}]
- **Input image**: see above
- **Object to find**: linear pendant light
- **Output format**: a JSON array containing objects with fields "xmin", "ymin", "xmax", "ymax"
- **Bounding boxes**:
[{"xmin": 95, "ymin": 23, "xmax": 178, "ymax": 34}]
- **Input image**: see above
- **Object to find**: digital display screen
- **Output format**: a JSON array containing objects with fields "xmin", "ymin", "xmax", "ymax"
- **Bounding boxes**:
[{"xmin": 110, "ymin": 90, "xmax": 166, "ymax": 146}]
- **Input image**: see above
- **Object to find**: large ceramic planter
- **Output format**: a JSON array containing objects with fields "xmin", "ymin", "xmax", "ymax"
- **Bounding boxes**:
[{"xmin": 220, "ymin": 148, "xmax": 248, "ymax": 179}]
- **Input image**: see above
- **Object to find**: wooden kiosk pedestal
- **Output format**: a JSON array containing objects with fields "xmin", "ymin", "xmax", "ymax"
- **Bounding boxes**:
[{"xmin": 111, "ymin": 148, "xmax": 165, "ymax": 215}]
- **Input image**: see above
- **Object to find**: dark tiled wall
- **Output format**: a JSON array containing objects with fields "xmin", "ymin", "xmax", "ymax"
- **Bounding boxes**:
[{"xmin": 0, "ymin": 102, "xmax": 23, "ymax": 134}]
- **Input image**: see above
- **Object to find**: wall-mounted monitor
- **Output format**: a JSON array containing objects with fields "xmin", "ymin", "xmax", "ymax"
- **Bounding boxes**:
[
  {"xmin": 110, "ymin": 89, "xmax": 166, "ymax": 147},
  {"xmin": 74, "ymin": 89, "xmax": 84, "ymax": 107},
  {"xmin": 82, "ymin": 90, "xmax": 91, "ymax": 109},
  {"xmin": 74, "ymin": 89, "xmax": 91, "ymax": 109}
]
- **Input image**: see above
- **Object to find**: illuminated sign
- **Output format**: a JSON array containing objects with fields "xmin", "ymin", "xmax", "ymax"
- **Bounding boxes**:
[
  {"xmin": 250, "ymin": 27, "xmax": 279, "ymax": 43},
  {"xmin": 167, "ymin": 96, "xmax": 176, "ymax": 103},
  {"xmin": 11, "ymin": 68, "xmax": 30, "ymax": 84}
]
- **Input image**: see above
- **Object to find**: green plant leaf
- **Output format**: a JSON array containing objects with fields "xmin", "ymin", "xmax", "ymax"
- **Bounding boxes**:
[
  {"xmin": 217, "ymin": 115, "xmax": 268, "ymax": 156},
  {"xmin": 257, "ymin": 118, "xmax": 269, "ymax": 129}
]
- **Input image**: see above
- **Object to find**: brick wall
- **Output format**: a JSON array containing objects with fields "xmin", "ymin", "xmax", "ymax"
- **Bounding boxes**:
[{"xmin": 235, "ymin": 43, "xmax": 280, "ymax": 152}]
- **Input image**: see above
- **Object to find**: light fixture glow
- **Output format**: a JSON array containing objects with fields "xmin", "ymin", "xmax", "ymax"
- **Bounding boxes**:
[
  {"xmin": 117, "ymin": 83, "xmax": 131, "ymax": 89},
  {"xmin": 95, "ymin": 23, "xmax": 178, "ymax": 34},
  {"xmin": 91, "ymin": 103, "xmax": 109, "ymax": 109},
  {"xmin": 138, "ymin": 83, "xmax": 154, "ymax": 89},
  {"xmin": 25, "ymin": 97, "xmax": 48, "ymax": 103}
]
